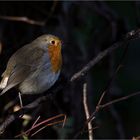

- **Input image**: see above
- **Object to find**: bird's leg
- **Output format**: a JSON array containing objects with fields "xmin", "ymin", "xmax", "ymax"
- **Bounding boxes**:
[{"xmin": 18, "ymin": 92, "xmax": 23, "ymax": 108}]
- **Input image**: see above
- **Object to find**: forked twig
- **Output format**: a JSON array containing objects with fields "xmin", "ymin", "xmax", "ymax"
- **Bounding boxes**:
[
  {"xmin": 27, "ymin": 116, "xmax": 40, "ymax": 136},
  {"xmin": 31, "ymin": 120, "xmax": 64, "ymax": 137},
  {"xmin": 15, "ymin": 114, "xmax": 66, "ymax": 138}
]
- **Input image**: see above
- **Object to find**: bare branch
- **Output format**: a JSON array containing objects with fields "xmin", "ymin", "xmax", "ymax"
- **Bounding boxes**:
[
  {"xmin": 83, "ymin": 83, "xmax": 93, "ymax": 140},
  {"xmin": 0, "ymin": 16, "xmax": 45, "ymax": 26},
  {"xmin": 70, "ymin": 28, "xmax": 140, "ymax": 82}
]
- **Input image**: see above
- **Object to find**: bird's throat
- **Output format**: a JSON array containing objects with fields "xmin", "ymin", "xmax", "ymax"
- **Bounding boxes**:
[{"xmin": 48, "ymin": 45, "xmax": 62, "ymax": 73}]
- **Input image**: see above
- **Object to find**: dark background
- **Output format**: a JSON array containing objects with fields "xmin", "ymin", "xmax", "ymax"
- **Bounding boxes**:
[{"xmin": 0, "ymin": 1, "xmax": 140, "ymax": 139}]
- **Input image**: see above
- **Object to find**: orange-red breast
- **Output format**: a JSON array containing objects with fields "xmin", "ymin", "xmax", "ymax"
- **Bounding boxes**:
[{"xmin": 0, "ymin": 34, "xmax": 62, "ymax": 95}]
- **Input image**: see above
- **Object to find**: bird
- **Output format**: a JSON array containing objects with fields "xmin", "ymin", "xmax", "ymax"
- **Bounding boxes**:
[{"xmin": 0, "ymin": 34, "xmax": 62, "ymax": 96}]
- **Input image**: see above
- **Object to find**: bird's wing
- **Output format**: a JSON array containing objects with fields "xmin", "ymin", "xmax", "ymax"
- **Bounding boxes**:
[
  {"xmin": 0, "ymin": 64, "xmax": 32, "ymax": 95},
  {"xmin": 0, "ymin": 46, "xmax": 46, "ymax": 95}
]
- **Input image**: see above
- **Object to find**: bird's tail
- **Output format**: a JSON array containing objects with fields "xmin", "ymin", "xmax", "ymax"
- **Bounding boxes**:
[{"xmin": 0, "ymin": 76, "xmax": 9, "ymax": 95}]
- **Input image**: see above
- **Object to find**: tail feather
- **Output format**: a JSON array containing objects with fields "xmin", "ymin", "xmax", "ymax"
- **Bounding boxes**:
[
  {"xmin": 0, "ymin": 76, "xmax": 9, "ymax": 89},
  {"xmin": 0, "ymin": 76, "xmax": 9, "ymax": 96},
  {"xmin": 0, "ymin": 82, "xmax": 19, "ymax": 96}
]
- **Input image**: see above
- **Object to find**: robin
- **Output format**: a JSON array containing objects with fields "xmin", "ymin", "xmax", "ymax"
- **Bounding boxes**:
[{"xmin": 0, "ymin": 34, "xmax": 62, "ymax": 96}]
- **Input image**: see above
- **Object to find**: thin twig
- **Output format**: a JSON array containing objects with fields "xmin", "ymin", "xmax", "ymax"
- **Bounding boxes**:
[
  {"xmin": 31, "ymin": 120, "xmax": 64, "ymax": 137},
  {"xmin": 85, "ymin": 91, "xmax": 140, "ymax": 127},
  {"xmin": 0, "ymin": 16, "xmax": 45, "ymax": 26},
  {"xmin": 83, "ymin": 83, "xmax": 93, "ymax": 140},
  {"xmin": 45, "ymin": 0, "xmax": 58, "ymax": 24},
  {"xmin": 27, "ymin": 116, "xmax": 40, "ymax": 136},
  {"xmin": 99, "ymin": 91, "xmax": 140, "ymax": 109},
  {"xmin": 18, "ymin": 92, "xmax": 23, "ymax": 108},
  {"xmin": 62, "ymin": 114, "xmax": 67, "ymax": 128},
  {"xmin": 97, "ymin": 41, "xmax": 129, "ymax": 107},
  {"xmin": 97, "ymin": 64, "xmax": 122, "ymax": 107},
  {"xmin": 15, "ymin": 114, "xmax": 66, "ymax": 138},
  {"xmin": 31, "ymin": 116, "xmax": 41, "ymax": 129}
]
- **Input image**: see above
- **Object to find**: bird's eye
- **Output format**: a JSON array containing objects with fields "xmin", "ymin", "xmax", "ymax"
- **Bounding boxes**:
[{"xmin": 50, "ymin": 40, "xmax": 55, "ymax": 45}]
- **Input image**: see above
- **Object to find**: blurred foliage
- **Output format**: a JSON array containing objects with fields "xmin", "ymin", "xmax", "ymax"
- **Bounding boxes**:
[{"xmin": 0, "ymin": 1, "xmax": 140, "ymax": 139}]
